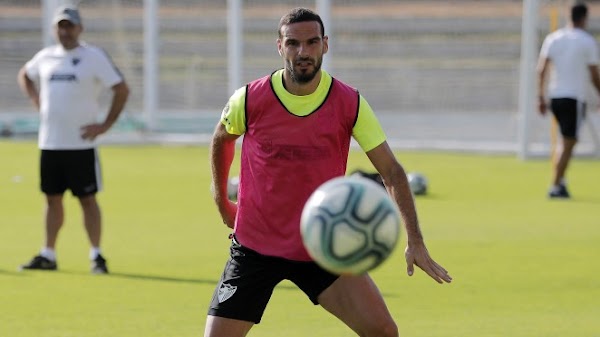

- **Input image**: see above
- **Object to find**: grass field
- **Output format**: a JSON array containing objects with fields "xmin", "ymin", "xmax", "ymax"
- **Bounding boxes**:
[{"xmin": 1, "ymin": 140, "xmax": 599, "ymax": 337}]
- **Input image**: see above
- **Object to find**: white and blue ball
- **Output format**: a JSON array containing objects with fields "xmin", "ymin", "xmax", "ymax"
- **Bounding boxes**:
[{"xmin": 300, "ymin": 176, "xmax": 401, "ymax": 275}]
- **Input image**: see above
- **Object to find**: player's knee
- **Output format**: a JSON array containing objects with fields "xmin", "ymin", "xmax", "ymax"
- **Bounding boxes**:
[{"xmin": 78, "ymin": 194, "xmax": 98, "ymax": 207}]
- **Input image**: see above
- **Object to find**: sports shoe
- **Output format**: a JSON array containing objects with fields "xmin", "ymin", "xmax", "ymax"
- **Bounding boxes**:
[
  {"xmin": 91, "ymin": 254, "xmax": 109, "ymax": 274},
  {"xmin": 20, "ymin": 255, "xmax": 57, "ymax": 271},
  {"xmin": 548, "ymin": 184, "xmax": 570, "ymax": 199}
]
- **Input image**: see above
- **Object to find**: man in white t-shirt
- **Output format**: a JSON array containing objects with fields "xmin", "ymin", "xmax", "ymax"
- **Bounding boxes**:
[
  {"xmin": 17, "ymin": 6, "xmax": 129, "ymax": 273},
  {"xmin": 537, "ymin": 2, "xmax": 600, "ymax": 199}
]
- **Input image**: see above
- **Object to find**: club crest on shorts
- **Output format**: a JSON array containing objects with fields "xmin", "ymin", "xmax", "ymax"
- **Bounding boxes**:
[{"xmin": 218, "ymin": 283, "xmax": 237, "ymax": 303}]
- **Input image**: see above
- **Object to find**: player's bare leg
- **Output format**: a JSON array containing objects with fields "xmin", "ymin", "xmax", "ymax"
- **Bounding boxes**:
[
  {"xmin": 552, "ymin": 137, "xmax": 577, "ymax": 186},
  {"xmin": 318, "ymin": 274, "xmax": 399, "ymax": 337},
  {"xmin": 19, "ymin": 194, "xmax": 63, "ymax": 270},
  {"xmin": 79, "ymin": 194, "xmax": 101, "ymax": 247},
  {"xmin": 45, "ymin": 194, "xmax": 64, "ymax": 249},
  {"xmin": 204, "ymin": 316, "xmax": 254, "ymax": 337}
]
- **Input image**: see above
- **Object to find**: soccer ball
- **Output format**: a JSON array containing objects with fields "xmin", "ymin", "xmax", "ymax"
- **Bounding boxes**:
[
  {"xmin": 407, "ymin": 172, "xmax": 428, "ymax": 196},
  {"xmin": 227, "ymin": 176, "xmax": 239, "ymax": 201},
  {"xmin": 300, "ymin": 176, "xmax": 401, "ymax": 275}
]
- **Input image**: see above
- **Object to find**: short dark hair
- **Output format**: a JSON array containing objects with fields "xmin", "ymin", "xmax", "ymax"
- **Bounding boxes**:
[
  {"xmin": 278, "ymin": 7, "xmax": 325, "ymax": 38},
  {"xmin": 571, "ymin": 2, "xmax": 588, "ymax": 24}
]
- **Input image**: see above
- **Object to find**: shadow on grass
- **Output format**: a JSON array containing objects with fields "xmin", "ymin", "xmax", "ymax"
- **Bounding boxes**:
[
  {"xmin": 103, "ymin": 272, "xmax": 304, "ymax": 291},
  {"xmin": 11, "ymin": 269, "xmax": 398, "ymax": 297},
  {"xmin": 109, "ymin": 272, "xmax": 218, "ymax": 285},
  {"xmin": 109, "ymin": 273, "xmax": 398, "ymax": 296},
  {"xmin": 567, "ymin": 196, "xmax": 600, "ymax": 204},
  {"xmin": 56, "ymin": 269, "xmax": 219, "ymax": 285},
  {"xmin": 57, "ymin": 270, "xmax": 297, "ymax": 289}
]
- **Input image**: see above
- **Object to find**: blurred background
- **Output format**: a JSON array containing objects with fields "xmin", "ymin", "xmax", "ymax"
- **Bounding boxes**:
[{"xmin": 2, "ymin": 0, "xmax": 600, "ymax": 156}]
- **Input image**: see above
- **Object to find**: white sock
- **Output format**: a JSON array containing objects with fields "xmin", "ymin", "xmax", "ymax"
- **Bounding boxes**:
[
  {"xmin": 40, "ymin": 247, "xmax": 56, "ymax": 261},
  {"xmin": 551, "ymin": 185, "xmax": 561, "ymax": 192},
  {"xmin": 89, "ymin": 247, "xmax": 102, "ymax": 260}
]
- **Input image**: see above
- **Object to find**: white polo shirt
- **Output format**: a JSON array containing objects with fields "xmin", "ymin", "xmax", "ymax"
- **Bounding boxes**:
[
  {"xmin": 25, "ymin": 42, "xmax": 123, "ymax": 149},
  {"xmin": 540, "ymin": 27, "xmax": 599, "ymax": 101}
]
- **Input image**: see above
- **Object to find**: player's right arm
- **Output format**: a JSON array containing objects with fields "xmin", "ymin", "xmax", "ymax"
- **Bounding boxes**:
[
  {"xmin": 537, "ymin": 35, "xmax": 553, "ymax": 116},
  {"xmin": 536, "ymin": 56, "xmax": 551, "ymax": 116},
  {"xmin": 209, "ymin": 88, "xmax": 246, "ymax": 229},
  {"xmin": 210, "ymin": 122, "xmax": 239, "ymax": 229},
  {"xmin": 17, "ymin": 65, "xmax": 40, "ymax": 112}
]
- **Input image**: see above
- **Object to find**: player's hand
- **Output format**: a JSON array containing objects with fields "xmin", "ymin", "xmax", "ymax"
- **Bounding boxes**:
[
  {"xmin": 405, "ymin": 242, "xmax": 452, "ymax": 284},
  {"xmin": 220, "ymin": 199, "xmax": 237, "ymax": 229},
  {"xmin": 80, "ymin": 123, "xmax": 108, "ymax": 140},
  {"xmin": 538, "ymin": 99, "xmax": 547, "ymax": 116}
]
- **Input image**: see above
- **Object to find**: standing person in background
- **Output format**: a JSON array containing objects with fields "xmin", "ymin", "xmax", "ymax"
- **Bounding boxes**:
[
  {"xmin": 16, "ymin": 6, "xmax": 129, "ymax": 273},
  {"xmin": 206, "ymin": 7, "xmax": 451, "ymax": 337},
  {"xmin": 537, "ymin": 2, "xmax": 600, "ymax": 199}
]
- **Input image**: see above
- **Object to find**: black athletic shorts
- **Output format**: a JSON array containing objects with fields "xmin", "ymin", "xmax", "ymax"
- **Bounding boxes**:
[
  {"xmin": 550, "ymin": 98, "xmax": 586, "ymax": 139},
  {"xmin": 207, "ymin": 236, "xmax": 340, "ymax": 324},
  {"xmin": 40, "ymin": 149, "xmax": 102, "ymax": 197}
]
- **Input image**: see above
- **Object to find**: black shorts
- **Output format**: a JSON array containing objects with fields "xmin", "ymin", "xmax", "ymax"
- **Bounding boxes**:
[
  {"xmin": 40, "ymin": 149, "xmax": 102, "ymax": 197},
  {"xmin": 550, "ymin": 98, "xmax": 586, "ymax": 139},
  {"xmin": 207, "ymin": 237, "xmax": 339, "ymax": 324}
]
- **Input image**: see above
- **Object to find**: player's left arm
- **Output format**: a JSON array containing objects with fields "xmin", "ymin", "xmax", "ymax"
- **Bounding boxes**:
[
  {"xmin": 366, "ymin": 142, "xmax": 420, "ymax": 244},
  {"xmin": 104, "ymin": 81, "xmax": 130, "ymax": 130},
  {"xmin": 587, "ymin": 36, "xmax": 600, "ymax": 99},
  {"xmin": 354, "ymin": 95, "xmax": 451, "ymax": 283},
  {"xmin": 588, "ymin": 64, "xmax": 600, "ymax": 98},
  {"xmin": 81, "ymin": 48, "xmax": 130, "ymax": 140},
  {"xmin": 81, "ymin": 81, "xmax": 129, "ymax": 140},
  {"xmin": 366, "ymin": 143, "xmax": 451, "ymax": 284}
]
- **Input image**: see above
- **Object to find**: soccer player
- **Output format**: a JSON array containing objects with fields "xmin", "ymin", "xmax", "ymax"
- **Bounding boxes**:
[
  {"xmin": 537, "ymin": 2, "xmax": 600, "ymax": 198},
  {"xmin": 17, "ymin": 6, "xmax": 129, "ymax": 273},
  {"xmin": 206, "ymin": 7, "xmax": 451, "ymax": 336}
]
